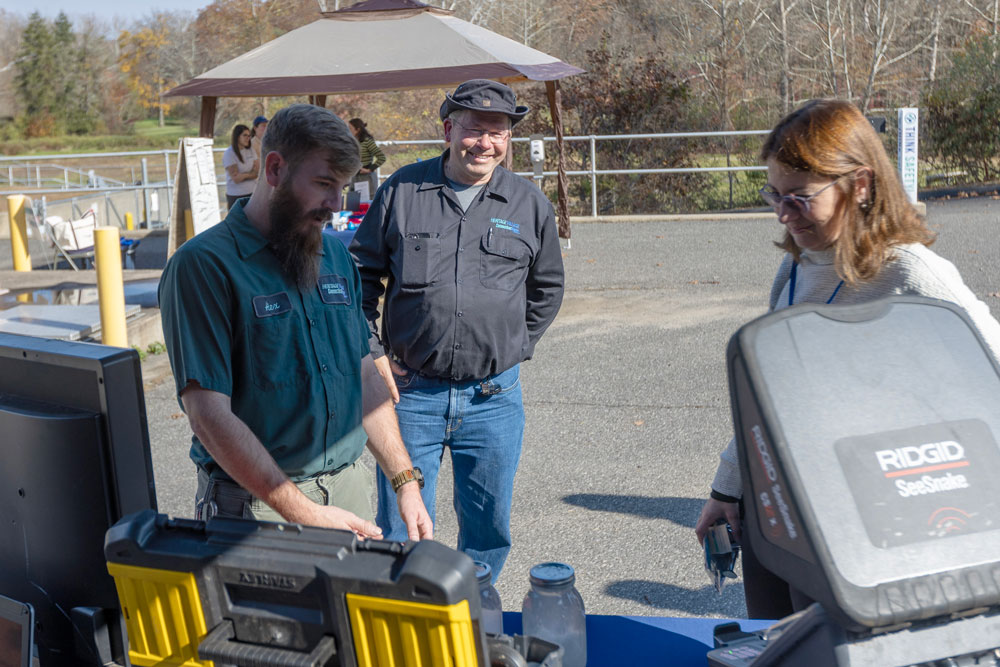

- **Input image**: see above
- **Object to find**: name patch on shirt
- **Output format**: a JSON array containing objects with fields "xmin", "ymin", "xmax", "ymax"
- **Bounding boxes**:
[
  {"xmin": 317, "ymin": 274, "xmax": 351, "ymax": 305},
  {"xmin": 252, "ymin": 292, "xmax": 292, "ymax": 318},
  {"xmin": 491, "ymin": 217, "xmax": 520, "ymax": 235}
]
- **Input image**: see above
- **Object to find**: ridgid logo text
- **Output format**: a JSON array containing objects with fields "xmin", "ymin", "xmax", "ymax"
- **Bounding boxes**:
[
  {"xmin": 874, "ymin": 440, "xmax": 971, "ymax": 498},
  {"xmin": 875, "ymin": 441, "xmax": 967, "ymax": 476}
]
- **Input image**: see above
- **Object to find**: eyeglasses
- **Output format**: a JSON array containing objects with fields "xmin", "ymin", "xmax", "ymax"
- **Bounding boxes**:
[
  {"xmin": 450, "ymin": 119, "xmax": 510, "ymax": 144},
  {"xmin": 759, "ymin": 179, "xmax": 839, "ymax": 215}
]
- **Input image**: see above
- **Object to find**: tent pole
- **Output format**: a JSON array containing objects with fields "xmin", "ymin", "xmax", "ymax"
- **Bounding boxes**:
[
  {"xmin": 315, "ymin": 95, "xmax": 327, "ymax": 108},
  {"xmin": 199, "ymin": 97, "xmax": 217, "ymax": 138},
  {"xmin": 545, "ymin": 80, "xmax": 570, "ymax": 240}
]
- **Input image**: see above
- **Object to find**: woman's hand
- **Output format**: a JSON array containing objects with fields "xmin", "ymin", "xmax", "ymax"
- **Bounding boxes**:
[
  {"xmin": 359, "ymin": 167, "xmax": 371, "ymax": 174},
  {"xmin": 694, "ymin": 497, "xmax": 741, "ymax": 544}
]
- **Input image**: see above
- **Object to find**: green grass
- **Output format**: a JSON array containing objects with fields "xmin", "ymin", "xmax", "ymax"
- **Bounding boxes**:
[
  {"xmin": 1, "ymin": 118, "xmax": 208, "ymax": 157},
  {"xmin": 133, "ymin": 119, "xmax": 199, "ymax": 139}
]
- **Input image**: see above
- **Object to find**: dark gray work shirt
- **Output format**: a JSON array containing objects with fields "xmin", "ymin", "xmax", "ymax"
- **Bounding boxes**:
[{"xmin": 349, "ymin": 150, "xmax": 565, "ymax": 381}]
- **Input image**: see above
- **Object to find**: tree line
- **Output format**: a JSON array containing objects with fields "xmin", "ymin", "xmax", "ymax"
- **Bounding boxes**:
[{"xmin": 2, "ymin": 0, "xmax": 999, "ymax": 209}]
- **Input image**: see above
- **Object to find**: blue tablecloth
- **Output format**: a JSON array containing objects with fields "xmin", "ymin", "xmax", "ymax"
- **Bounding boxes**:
[
  {"xmin": 322, "ymin": 226, "xmax": 357, "ymax": 248},
  {"xmin": 502, "ymin": 612, "xmax": 772, "ymax": 666}
]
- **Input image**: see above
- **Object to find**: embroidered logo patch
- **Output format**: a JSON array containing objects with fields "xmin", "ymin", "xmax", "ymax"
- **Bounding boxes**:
[
  {"xmin": 317, "ymin": 274, "xmax": 351, "ymax": 305},
  {"xmin": 490, "ymin": 217, "xmax": 520, "ymax": 234},
  {"xmin": 252, "ymin": 292, "xmax": 292, "ymax": 318}
]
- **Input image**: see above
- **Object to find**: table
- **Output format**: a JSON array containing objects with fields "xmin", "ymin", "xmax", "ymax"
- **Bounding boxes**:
[
  {"xmin": 502, "ymin": 612, "xmax": 772, "ymax": 666},
  {"xmin": 322, "ymin": 226, "xmax": 357, "ymax": 248}
]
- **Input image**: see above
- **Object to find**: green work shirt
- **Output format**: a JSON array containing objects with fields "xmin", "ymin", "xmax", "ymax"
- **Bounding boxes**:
[{"xmin": 158, "ymin": 201, "xmax": 371, "ymax": 481}]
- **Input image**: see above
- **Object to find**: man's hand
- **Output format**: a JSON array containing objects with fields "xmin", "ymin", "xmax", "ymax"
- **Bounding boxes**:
[
  {"xmin": 359, "ymin": 167, "xmax": 371, "ymax": 174},
  {"xmin": 694, "ymin": 497, "xmax": 741, "ymax": 544},
  {"xmin": 373, "ymin": 354, "xmax": 401, "ymax": 403},
  {"xmin": 301, "ymin": 503, "xmax": 384, "ymax": 539},
  {"xmin": 396, "ymin": 482, "xmax": 433, "ymax": 540}
]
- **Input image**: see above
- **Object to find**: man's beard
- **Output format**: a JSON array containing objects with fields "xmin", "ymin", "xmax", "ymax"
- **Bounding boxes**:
[{"xmin": 267, "ymin": 178, "xmax": 327, "ymax": 289}]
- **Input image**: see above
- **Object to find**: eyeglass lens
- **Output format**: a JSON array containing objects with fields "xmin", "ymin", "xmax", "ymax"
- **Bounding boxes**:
[{"xmin": 455, "ymin": 120, "xmax": 508, "ymax": 143}]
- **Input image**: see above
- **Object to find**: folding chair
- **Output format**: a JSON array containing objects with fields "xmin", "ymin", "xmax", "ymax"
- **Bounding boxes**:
[{"xmin": 44, "ymin": 206, "xmax": 98, "ymax": 270}]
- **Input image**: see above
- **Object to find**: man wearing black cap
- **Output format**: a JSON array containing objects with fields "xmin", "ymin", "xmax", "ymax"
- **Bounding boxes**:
[
  {"xmin": 350, "ymin": 79, "xmax": 564, "ymax": 579},
  {"xmin": 250, "ymin": 115, "xmax": 268, "ymax": 161}
]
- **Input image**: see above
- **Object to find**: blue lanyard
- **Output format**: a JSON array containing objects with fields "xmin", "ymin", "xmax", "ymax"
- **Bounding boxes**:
[{"xmin": 788, "ymin": 261, "xmax": 844, "ymax": 307}]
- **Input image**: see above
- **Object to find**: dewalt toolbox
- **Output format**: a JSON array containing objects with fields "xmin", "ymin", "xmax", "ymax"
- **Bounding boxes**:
[{"xmin": 104, "ymin": 510, "xmax": 487, "ymax": 667}]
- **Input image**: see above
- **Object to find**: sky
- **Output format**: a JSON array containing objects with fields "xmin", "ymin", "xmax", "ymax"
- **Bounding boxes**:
[{"xmin": 0, "ymin": 0, "xmax": 211, "ymax": 25}]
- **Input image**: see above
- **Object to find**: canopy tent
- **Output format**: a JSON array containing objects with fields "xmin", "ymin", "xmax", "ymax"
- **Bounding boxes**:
[{"xmin": 166, "ymin": 0, "xmax": 583, "ymax": 237}]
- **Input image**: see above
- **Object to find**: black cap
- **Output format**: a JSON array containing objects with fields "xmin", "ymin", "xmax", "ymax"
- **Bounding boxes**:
[{"xmin": 439, "ymin": 79, "xmax": 529, "ymax": 125}]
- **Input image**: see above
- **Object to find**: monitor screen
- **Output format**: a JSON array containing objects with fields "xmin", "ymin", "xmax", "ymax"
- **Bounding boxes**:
[
  {"xmin": 0, "ymin": 333, "xmax": 157, "ymax": 666},
  {"xmin": 0, "ymin": 595, "xmax": 33, "ymax": 667},
  {"xmin": 729, "ymin": 297, "xmax": 1000, "ymax": 629}
]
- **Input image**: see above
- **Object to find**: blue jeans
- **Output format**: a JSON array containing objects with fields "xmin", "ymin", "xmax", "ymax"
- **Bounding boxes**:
[{"xmin": 376, "ymin": 363, "xmax": 525, "ymax": 582}]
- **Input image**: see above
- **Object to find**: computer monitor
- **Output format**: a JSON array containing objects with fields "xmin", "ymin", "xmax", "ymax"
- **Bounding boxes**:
[
  {"xmin": 0, "ymin": 333, "xmax": 157, "ymax": 666},
  {"xmin": 728, "ymin": 296, "xmax": 1000, "ymax": 632},
  {"xmin": 0, "ymin": 594, "xmax": 33, "ymax": 667}
]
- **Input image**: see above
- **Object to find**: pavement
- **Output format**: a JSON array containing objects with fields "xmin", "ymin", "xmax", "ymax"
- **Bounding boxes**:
[{"xmin": 6, "ymin": 197, "xmax": 1000, "ymax": 620}]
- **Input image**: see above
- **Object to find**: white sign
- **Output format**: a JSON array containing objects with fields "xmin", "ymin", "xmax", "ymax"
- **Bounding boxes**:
[
  {"xmin": 353, "ymin": 180, "xmax": 370, "ymax": 202},
  {"xmin": 168, "ymin": 137, "xmax": 221, "ymax": 258},
  {"xmin": 897, "ymin": 108, "xmax": 919, "ymax": 204}
]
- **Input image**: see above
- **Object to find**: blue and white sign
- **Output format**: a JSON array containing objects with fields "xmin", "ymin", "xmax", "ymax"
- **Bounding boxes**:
[{"xmin": 897, "ymin": 108, "xmax": 919, "ymax": 204}]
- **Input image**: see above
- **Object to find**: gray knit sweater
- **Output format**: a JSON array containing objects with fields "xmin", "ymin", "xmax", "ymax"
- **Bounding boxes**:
[{"xmin": 710, "ymin": 243, "xmax": 1000, "ymax": 498}]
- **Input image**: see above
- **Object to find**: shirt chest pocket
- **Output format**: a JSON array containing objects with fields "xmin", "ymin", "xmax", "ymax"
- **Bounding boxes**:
[
  {"xmin": 399, "ymin": 232, "xmax": 441, "ymax": 287},
  {"xmin": 480, "ymin": 232, "xmax": 531, "ymax": 291},
  {"xmin": 322, "ymin": 305, "xmax": 362, "ymax": 377},
  {"xmin": 248, "ymin": 313, "xmax": 309, "ymax": 390}
]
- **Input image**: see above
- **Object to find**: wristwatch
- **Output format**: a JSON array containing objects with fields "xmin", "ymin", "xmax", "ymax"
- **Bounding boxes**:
[{"xmin": 390, "ymin": 467, "xmax": 424, "ymax": 493}]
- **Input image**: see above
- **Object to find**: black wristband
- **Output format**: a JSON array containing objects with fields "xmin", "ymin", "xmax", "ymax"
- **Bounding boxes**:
[{"xmin": 710, "ymin": 489, "xmax": 741, "ymax": 504}]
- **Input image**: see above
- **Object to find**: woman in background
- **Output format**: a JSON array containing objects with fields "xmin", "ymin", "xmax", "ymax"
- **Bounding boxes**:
[
  {"xmin": 222, "ymin": 124, "xmax": 258, "ymax": 209},
  {"xmin": 694, "ymin": 99, "xmax": 1000, "ymax": 619},
  {"xmin": 348, "ymin": 117, "xmax": 386, "ymax": 198}
]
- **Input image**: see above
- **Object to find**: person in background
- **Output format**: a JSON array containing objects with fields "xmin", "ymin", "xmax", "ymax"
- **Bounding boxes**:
[
  {"xmin": 159, "ymin": 104, "xmax": 432, "ymax": 540},
  {"xmin": 348, "ymin": 118, "xmax": 386, "ymax": 198},
  {"xmin": 222, "ymin": 123, "xmax": 258, "ymax": 209},
  {"xmin": 693, "ymin": 98, "xmax": 1000, "ymax": 619},
  {"xmin": 251, "ymin": 115, "xmax": 268, "ymax": 160},
  {"xmin": 350, "ymin": 80, "xmax": 565, "ymax": 581}
]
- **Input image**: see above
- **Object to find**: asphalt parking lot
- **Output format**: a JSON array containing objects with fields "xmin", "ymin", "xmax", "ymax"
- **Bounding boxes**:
[{"xmin": 134, "ymin": 196, "xmax": 1000, "ymax": 620}]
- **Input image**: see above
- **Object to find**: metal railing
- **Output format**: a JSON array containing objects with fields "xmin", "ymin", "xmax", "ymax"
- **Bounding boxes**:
[
  {"xmin": 1, "ymin": 131, "xmax": 773, "ymax": 220},
  {"xmin": 375, "ymin": 131, "xmax": 771, "ymax": 216}
]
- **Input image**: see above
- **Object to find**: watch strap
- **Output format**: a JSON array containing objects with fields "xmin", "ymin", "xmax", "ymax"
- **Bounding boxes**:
[{"xmin": 390, "ymin": 468, "xmax": 421, "ymax": 493}]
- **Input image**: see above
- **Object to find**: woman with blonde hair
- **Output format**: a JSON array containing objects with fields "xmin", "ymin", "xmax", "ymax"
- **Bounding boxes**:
[{"xmin": 694, "ymin": 99, "xmax": 1000, "ymax": 619}]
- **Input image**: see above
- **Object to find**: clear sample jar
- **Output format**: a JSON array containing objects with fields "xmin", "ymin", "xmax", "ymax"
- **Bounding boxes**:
[
  {"xmin": 475, "ymin": 560, "xmax": 503, "ymax": 636},
  {"xmin": 521, "ymin": 562, "xmax": 587, "ymax": 666}
]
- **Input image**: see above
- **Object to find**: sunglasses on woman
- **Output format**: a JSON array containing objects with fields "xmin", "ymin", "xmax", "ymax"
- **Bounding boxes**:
[{"xmin": 759, "ymin": 179, "xmax": 839, "ymax": 216}]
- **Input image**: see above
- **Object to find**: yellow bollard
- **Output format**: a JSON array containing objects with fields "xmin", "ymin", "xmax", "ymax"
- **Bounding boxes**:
[
  {"xmin": 125, "ymin": 212, "xmax": 135, "ymax": 231},
  {"xmin": 95, "ymin": 226, "xmax": 128, "ymax": 348},
  {"xmin": 6, "ymin": 195, "xmax": 31, "ymax": 271},
  {"xmin": 183, "ymin": 209, "xmax": 194, "ymax": 242}
]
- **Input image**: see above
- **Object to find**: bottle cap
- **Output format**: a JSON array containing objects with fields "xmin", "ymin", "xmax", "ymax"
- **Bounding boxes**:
[
  {"xmin": 529, "ymin": 562, "xmax": 575, "ymax": 587},
  {"xmin": 474, "ymin": 560, "xmax": 492, "ymax": 584}
]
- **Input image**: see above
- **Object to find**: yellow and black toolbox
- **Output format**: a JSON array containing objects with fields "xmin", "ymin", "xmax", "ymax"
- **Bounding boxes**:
[{"xmin": 104, "ymin": 510, "xmax": 487, "ymax": 667}]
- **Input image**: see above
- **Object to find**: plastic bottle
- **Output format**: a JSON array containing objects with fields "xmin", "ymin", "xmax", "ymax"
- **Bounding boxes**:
[
  {"xmin": 521, "ymin": 562, "xmax": 587, "ymax": 666},
  {"xmin": 475, "ymin": 560, "xmax": 504, "ymax": 636}
]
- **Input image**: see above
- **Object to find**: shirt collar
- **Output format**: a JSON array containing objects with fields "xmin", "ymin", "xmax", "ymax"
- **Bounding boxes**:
[
  {"xmin": 225, "ymin": 199, "xmax": 270, "ymax": 260},
  {"xmin": 225, "ymin": 198, "xmax": 327, "ymax": 261},
  {"xmin": 418, "ymin": 149, "xmax": 511, "ymax": 203},
  {"xmin": 800, "ymin": 247, "xmax": 836, "ymax": 265}
]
